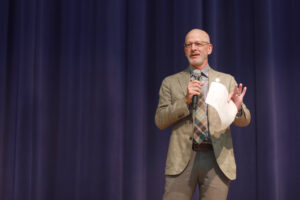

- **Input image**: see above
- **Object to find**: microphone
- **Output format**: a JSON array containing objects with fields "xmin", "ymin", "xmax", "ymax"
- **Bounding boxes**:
[{"xmin": 190, "ymin": 70, "xmax": 202, "ymax": 111}]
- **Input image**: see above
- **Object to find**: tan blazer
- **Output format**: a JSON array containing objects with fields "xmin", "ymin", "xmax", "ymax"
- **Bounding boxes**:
[{"xmin": 155, "ymin": 67, "xmax": 251, "ymax": 180}]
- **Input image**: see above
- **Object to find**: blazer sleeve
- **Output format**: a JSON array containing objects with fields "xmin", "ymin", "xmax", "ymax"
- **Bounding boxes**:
[{"xmin": 155, "ymin": 77, "xmax": 190, "ymax": 130}]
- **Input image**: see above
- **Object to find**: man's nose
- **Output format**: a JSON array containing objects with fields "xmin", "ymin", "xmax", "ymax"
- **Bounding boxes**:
[{"xmin": 191, "ymin": 43, "xmax": 198, "ymax": 50}]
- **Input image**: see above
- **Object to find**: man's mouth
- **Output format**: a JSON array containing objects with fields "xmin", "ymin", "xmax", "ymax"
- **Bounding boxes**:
[{"xmin": 190, "ymin": 53, "xmax": 200, "ymax": 58}]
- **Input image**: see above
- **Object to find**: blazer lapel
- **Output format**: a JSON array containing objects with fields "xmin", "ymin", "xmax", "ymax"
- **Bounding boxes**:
[
  {"xmin": 208, "ymin": 67, "xmax": 218, "ymax": 86},
  {"xmin": 177, "ymin": 68, "xmax": 190, "ymax": 97}
]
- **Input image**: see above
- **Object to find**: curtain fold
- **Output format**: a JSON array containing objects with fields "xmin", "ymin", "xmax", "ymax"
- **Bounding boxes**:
[{"xmin": 1, "ymin": 0, "xmax": 300, "ymax": 199}]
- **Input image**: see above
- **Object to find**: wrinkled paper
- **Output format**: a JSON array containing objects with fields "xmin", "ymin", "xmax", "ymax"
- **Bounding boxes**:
[{"xmin": 205, "ymin": 82, "xmax": 237, "ymax": 131}]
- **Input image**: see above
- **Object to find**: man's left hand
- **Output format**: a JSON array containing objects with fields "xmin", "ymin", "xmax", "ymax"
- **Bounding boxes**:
[{"xmin": 228, "ymin": 83, "xmax": 247, "ymax": 111}]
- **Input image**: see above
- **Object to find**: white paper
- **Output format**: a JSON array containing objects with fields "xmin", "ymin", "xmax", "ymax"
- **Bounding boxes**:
[{"xmin": 205, "ymin": 82, "xmax": 237, "ymax": 131}]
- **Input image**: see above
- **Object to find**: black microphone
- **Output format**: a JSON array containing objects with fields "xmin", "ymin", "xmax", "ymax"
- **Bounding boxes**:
[{"xmin": 190, "ymin": 70, "xmax": 202, "ymax": 111}]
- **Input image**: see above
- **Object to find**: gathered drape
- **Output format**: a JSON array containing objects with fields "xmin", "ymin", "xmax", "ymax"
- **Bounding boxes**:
[{"xmin": 1, "ymin": 0, "xmax": 300, "ymax": 199}]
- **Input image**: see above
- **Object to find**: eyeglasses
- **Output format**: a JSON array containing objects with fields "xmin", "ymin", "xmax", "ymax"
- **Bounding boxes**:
[{"xmin": 184, "ymin": 42, "xmax": 211, "ymax": 49}]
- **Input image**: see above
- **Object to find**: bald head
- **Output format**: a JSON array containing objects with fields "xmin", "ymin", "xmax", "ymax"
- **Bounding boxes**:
[
  {"xmin": 184, "ymin": 29, "xmax": 213, "ymax": 69},
  {"xmin": 185, "ymin": 29, "xmax": 211, "ymax": 44}
]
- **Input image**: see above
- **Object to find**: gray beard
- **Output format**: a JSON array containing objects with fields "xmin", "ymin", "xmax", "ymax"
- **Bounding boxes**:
[{"xmin": 188, "ymin": 57, "xmax": 204, "ymax": 67}]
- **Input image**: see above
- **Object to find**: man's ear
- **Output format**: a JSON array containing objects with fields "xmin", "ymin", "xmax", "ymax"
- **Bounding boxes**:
[{"xmin": 208, "ymin": 44, "xmax": 213, "ymax": 55}]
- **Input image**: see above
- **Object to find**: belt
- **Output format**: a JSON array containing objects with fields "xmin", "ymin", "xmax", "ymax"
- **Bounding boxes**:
[{"xmin": 192, "ymin": 143, "xmax": 213, "ymax": 151}]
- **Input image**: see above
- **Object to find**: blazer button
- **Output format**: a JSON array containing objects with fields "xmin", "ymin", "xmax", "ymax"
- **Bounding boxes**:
[{"xmin": 189, "ymin": 137, "xmax": 193, "ymax": 140}]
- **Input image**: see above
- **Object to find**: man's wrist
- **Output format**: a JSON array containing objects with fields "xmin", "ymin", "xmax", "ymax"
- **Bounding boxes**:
[{"xmin": 236, "ymin": 106, "xmax": 243, "ymax": 118}]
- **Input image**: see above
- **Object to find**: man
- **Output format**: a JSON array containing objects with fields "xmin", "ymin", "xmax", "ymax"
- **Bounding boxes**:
[{"xmin": 155, "ymin": 29, "xmax": 251, "ymax": 200}]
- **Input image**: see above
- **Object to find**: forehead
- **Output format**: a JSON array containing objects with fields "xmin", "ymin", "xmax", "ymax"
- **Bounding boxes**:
[{"xmin": 185, "ymin": 30, "xmax": 210, "ymax": 43}]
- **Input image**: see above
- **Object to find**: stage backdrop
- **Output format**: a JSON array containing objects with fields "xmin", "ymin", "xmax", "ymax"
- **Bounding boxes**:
[{"xmin": 1, "ymin": 0, "xmax": 300, "ymax": 199}]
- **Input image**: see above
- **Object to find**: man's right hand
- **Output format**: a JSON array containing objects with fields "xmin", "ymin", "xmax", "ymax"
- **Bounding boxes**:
[{"xmin": 185, "ymin": 80, "xmax": 204, "ymax": 104}]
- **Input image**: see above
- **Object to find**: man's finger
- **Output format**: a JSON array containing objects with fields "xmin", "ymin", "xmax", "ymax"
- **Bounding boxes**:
[
  {"xmin": 238, "ymin": 83, "xmax": 243, "ymax": 94},
  {"xmin": 234, "ymin": 84, "xmax": 238, "ymax": 94},
  {"xmin": 241, "ymin": 86, "xmax": 247, "ymax": 96}
]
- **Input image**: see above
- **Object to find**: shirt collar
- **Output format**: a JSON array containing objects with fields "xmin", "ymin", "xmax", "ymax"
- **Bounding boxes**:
[{"xmin": 189, "ymin": 65, "xmax": 209, "ymax": 78}]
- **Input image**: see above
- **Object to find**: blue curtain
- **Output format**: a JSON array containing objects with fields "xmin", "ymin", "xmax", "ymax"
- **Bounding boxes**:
[{"xmin": 1, "ymin": 0, "xmax": 300, "ymax": 199}]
